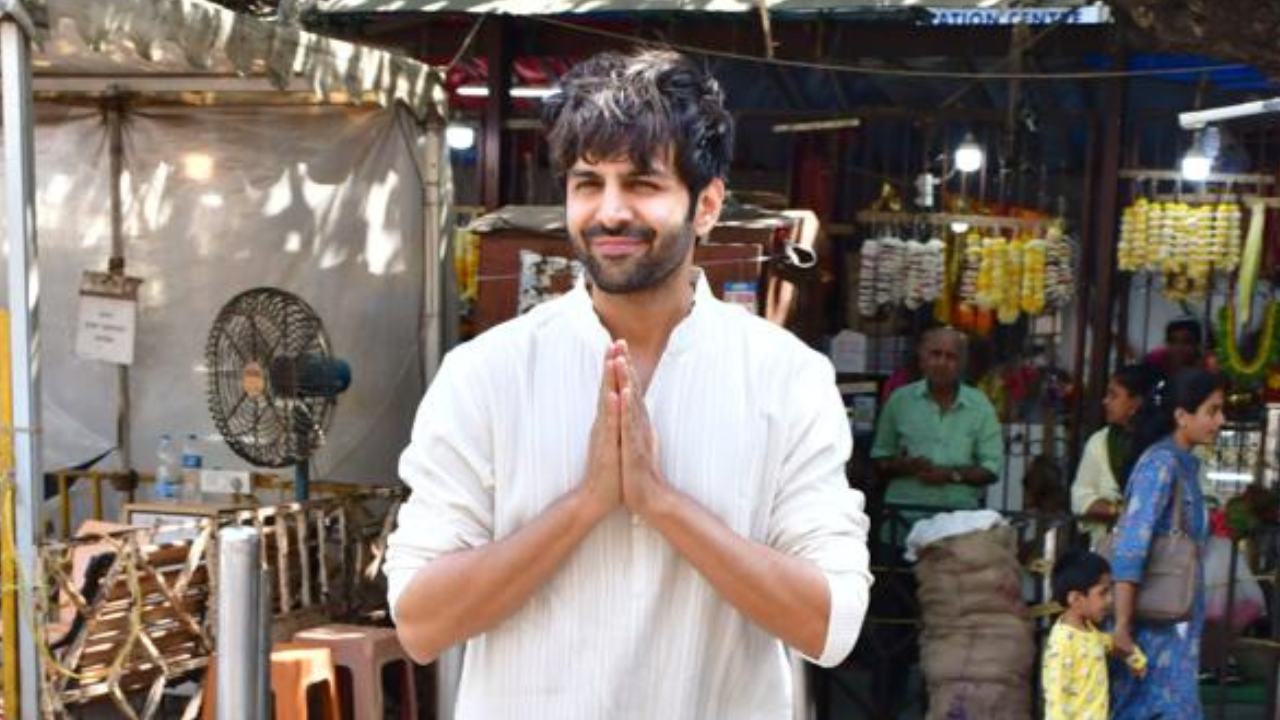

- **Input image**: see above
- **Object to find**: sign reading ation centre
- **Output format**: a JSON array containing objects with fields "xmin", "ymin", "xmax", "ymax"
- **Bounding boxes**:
[{"xmin": 929, "ymin": 5, "xmax": 1111, "ymax": 26}]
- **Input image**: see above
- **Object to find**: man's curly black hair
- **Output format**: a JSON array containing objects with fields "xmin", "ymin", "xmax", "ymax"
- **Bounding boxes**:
[{"xmin": 542, "ymin": 50, "xmax": 734, "ymax": 205}]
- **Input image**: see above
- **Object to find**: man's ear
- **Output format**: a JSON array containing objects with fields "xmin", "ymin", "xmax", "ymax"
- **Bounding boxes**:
[{"xmin": 693, "ymin": 178, "xmax": 726, "ymax": 238}]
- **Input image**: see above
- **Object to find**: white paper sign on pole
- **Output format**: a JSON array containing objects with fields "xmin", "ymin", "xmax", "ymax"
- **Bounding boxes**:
[{"xmin": 74, "ymin": 270, "xmax": 142, "ymax": 365}]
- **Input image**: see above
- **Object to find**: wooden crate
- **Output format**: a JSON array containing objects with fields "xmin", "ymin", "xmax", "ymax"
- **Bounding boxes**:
[{"xmin": 38, "ymin": 523, "xmax": 214, "ymax": 720}]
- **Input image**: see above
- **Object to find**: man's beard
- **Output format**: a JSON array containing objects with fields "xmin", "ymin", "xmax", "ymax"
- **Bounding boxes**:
[{"xmin": 574, "ymin": 220, "xmax": 695, "ymax": 294}]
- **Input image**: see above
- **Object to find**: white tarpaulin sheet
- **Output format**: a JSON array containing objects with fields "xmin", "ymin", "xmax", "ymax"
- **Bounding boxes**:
[{"xmin": 0, "ymin": 102, "xmax": 425, "ymax": 491}]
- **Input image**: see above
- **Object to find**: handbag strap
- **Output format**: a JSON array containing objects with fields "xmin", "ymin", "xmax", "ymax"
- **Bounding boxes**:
[
  {"xmin": 1169, "ymin": 459, "xmax": 1185, "ymax": 535},
  {"xmin": 1118, "ymin": 445, "xmax": 1187, "ymax": 533}
]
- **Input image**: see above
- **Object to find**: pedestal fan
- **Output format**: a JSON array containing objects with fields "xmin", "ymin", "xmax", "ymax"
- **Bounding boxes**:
[{"xmin": 205, "ymin": 288, "xmax": 351, "ymax": 500}]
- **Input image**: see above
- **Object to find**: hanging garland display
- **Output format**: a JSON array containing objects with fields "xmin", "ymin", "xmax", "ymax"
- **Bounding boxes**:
[
  {"xmin": 1216, "ymin": 301, "xmax": 1280, "ymax": 385},
  {"xmin": 955, "ymin": 228, "xmax": 1074, "ymax": 326},
  {"xmin": 1118, "ymin": 197, "xmax": 1243, "ymax": 302},
  {"xmin": 856, "ymin": 235, "xmax": 946, "ymax": 316}
]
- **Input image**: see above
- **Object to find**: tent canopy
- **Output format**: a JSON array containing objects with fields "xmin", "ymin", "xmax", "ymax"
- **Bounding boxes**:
[{"xmin": 21, "ymin": 0, "xmax": 444, "ymax": 117}]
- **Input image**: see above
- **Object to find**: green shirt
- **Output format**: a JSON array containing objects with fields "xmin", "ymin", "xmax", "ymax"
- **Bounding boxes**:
[{"xmin": 871, "ymin": 379, "xmax": 1004, "ymax": 512}]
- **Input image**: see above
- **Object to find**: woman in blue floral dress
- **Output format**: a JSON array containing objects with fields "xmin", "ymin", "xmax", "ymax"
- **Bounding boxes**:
[{"xmin": 1109, "ymin": 369, "xmax": 1224, "ymax": 720}]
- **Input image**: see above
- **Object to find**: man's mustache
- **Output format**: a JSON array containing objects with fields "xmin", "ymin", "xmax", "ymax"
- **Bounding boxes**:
[{"xmin": 583, "ymin": 224, "xmax": 655, "ymax": 243}]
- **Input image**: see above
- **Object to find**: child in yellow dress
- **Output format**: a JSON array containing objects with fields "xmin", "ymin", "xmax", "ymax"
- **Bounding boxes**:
[{"xmin": 1043, "ymin": 550, "xmax": 1147, "ymax": 720}]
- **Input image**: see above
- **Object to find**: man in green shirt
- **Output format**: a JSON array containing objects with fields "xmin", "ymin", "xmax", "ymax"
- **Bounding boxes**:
[
  {"xmin": 871, "ymin": 326, "xmax": 1005, "ymax": 536},
  {"xmin": 865, "ymin": 326, "xmax": 1004, "ymax": 715}
]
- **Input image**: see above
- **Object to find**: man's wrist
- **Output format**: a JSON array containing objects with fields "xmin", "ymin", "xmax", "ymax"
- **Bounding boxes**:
[
  {"xmin": 638, "ymin": 481, "xmax": 683, "ymax": 529},
  {"xmin": 569, "ymin": 484, "xmax": 613, "ymax": 530}
]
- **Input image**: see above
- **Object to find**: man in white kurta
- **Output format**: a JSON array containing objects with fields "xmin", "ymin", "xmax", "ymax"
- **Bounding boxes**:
[{"xmin": 385, "ymin": 49, "xmax": 871, "ymax": 720}]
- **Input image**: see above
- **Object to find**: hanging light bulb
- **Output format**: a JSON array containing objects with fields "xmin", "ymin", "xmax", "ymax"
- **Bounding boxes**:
[
  {"xmin": 954, "ymin": 132, "xmax": 985, "ymax": 173},
  {"xmin": 1180, "ymin": 131, "xmax": 1212, "ymax": 181},
  {"xmin": 446, "ymin": 123, "xmax": 476, "ymax": 151}
]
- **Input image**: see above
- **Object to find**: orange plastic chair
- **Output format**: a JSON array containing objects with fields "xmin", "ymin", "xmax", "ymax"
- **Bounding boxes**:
[
  {"xmin": 203, "ymin": 643, "xmax": 341, "ymax": 720},
  {"xmin": 292, "ymin": 624, "xmax": 418, "ymax": 720}
]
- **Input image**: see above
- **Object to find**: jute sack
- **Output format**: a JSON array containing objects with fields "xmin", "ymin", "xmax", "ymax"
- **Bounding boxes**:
[
  {"xmin": 914, "ymin": 525, "xmax": 1033, "ymax": 720},
  {"xmin": 927, "ymin": 680, "xmax": 1032, "ymax": 720}
]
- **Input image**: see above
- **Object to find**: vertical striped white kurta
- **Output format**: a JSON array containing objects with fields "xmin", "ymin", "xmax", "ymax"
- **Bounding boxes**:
[{"xmin": 386, "ymin": 273, "xmax": 872, "ymax": 720}]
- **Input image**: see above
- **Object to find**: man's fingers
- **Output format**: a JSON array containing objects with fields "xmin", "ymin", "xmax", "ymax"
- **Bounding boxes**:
[
  {"xmin": 614, "ymin": 353, "xmax": 631, "ymax": 394},
  {"xmin": 621, "ymin": 387, "xmax": 634, "ymax": 432},
  {"xmin": 603, "ymin": 389, "xmax": 619, "ymax": 430}
]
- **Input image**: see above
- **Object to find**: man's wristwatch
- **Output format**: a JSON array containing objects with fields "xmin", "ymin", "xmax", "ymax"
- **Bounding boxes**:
[{"xmin": 950, "ymin": 469, "xmax": 963, "ymax": 484}]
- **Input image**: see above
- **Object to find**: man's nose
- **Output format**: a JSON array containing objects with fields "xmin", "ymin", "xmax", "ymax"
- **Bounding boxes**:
[{"xmin": 597, "ymin": 183, "xmax": 634, "ymax": 227}]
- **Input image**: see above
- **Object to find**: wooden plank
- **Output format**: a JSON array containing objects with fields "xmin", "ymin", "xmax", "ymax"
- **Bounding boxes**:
[
  {"xmin": 103, "ymin": 567, "xmax": 208, "ymax": 601},
  {"xmin": 297, "ymin": 511, "xmax": 313, "ymax": 608},
  {"xmin": 137, "ymin": 544, "xmax": 192, "ymax": 567},
  {"xmin": 78, "ymin": 597, "xmax": 208, "ymax": 641},
  {"xmin": 275, "ymin": 511, "xmax": 293, "ymax": 614},
  {"xmin": 59, "ymin": 656, "xmax": 209, "ymax": 704},
  {"xmin": 79, "ymin": 632, "xmax": 202, "ymax": 668},
  {"xmin": 315, "ymin": 508, "xmax": 330, "ymax": 603}
]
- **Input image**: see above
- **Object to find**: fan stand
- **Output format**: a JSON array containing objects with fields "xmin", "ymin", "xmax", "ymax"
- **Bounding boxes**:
[
  {"xmin": 295, "ymin": 421, "xmax": 311, "ymax": 501},
  {"xmin": 295, "ymin": 459, "xmax": 310, "ymax": 502}
]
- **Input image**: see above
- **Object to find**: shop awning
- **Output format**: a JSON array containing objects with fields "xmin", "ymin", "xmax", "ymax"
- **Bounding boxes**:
[{"xmin": 22, "ymin": 0, "xmax": 444, "ymax": 118}]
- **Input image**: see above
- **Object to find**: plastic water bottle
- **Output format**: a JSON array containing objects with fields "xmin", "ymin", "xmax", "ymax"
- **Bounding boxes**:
[
  {"xmin": 181, "ymin": 433, "xmax": 204, "ymax": 501},
  {"xmin": 155, "ymin": 435, "xmax": 181, "ymax": 500}
]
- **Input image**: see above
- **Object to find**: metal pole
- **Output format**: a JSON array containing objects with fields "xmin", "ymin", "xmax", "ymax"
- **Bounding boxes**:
[
  {"xmin": 216, "ymin": 526, "xmax": 264, "ymax": 720},
  {"xmin": 1217, "ymin": 539, "xmax": 1241, "ymax": 720},
  {"xmin": 2, "ymin": 14, "xmax": 43, "ymax": 720},
  {"xmin": 422, "ymin": 115, "xmax": 446, "ymax": 382},
  {"xmin": 437, "ymin": 645, "xmax": 463, "ymax": 720},
  {"xmin": 294, "ymin": 459, "xmax": 309, "ymax": 502},
  {"xmin": 1083, "ymin": 61, "xmax": 1127, "ymax": 433},
  {"xmin": 105, "ymin": 90, "xmax": 131, "ymax": 475},
  {"xmin": 257, "ymin": 566, "xmax": 272, "ymax": 720}
]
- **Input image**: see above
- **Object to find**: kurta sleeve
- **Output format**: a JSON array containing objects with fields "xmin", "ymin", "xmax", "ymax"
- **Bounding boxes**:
[
  {"xmin": 766, "ymin": 352, "xmax": 873, "ymax": 668},
  {"xmin": 384, "ymin": 347, "xmax": 496, "ymax": 619},
  {"xmin": 972, "ymin": 394, "xmax": 1004, "ymax": 476},
  {"xmin": 1071, "ymin": 429, "xmax": 1115, "ymax": 516},
  {"xmin": 1110, "ymin": 447, "xmax": 1177, "ymax": 584}
]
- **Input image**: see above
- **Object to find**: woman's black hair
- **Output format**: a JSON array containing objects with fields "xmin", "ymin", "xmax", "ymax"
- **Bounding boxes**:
[
  {"xmin": 1110, "ymin": 363, "xmax": 1156, "ymax": 402},
  {"xmin": 1121, "ymin": 368, "xmax": 1225, "ymax": 482}
]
